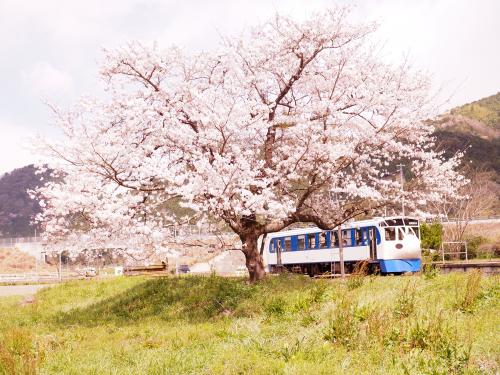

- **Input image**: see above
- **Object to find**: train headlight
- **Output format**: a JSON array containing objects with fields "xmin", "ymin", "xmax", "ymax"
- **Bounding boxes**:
[{"xmin": 395, "ymin": 243, "xmax": 403, "ymax": 249}]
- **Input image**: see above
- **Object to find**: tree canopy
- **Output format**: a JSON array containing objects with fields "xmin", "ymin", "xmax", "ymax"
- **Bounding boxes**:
[{"xmin": 36, "ymin": 8, "xmax": 464, "ymax": 281}]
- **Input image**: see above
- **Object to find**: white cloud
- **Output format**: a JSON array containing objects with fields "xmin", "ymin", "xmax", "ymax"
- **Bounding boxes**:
[
  {"xmin": 0, "ymin": 120, "xmax": 40, "ymax": 174},
  {"xmin": 21, "ymin": 62, "xmax": 73, "ymax": 94}
]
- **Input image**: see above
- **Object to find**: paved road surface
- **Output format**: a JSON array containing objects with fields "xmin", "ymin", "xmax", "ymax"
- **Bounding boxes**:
[{"xmin": 0, "ymin": 284, "xmax": 54, "ymax": 297}]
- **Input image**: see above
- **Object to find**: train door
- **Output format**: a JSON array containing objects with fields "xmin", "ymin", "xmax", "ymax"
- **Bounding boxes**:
[{"xmin": 368, "ymin": 227, "xmax": 377, "ymax": 260}]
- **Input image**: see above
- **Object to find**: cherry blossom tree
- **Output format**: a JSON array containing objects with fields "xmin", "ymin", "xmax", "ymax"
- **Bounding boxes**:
[{"xmin": 35, "ymin": 8, "xmax": 464, "ymax": 282}]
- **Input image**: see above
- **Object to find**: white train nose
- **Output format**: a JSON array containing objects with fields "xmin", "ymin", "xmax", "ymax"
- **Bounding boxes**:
[{"xmin": 400, "ymin": 234, "xmax": 420, "ymax": 258}]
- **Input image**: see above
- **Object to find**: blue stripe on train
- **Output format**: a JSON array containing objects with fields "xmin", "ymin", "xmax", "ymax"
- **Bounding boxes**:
[{"xmin": 379, "ymin": 259, "xmax": 421, "ymax": 273}]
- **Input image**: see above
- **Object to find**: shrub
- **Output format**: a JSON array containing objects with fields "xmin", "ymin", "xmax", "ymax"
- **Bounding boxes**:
[
  {"xmin": 465, "ymin": 235, "xmax": 487, "ymax": 258},
  {"xmin": 420, "ymin": 222, "xmax": 443, "ymax": 250},
  {"xmin": 479, "ymin": 243, "xmax": 500, "ymax": 258}
]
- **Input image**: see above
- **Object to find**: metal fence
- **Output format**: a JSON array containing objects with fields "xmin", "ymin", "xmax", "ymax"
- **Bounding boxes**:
[
  {"xmin": 440, "ymin": 241, "xmax": 468, "ymax": 262},
  {"xmin": 0, "ymin": 236, "xmax": 42, "ymax": 246}
]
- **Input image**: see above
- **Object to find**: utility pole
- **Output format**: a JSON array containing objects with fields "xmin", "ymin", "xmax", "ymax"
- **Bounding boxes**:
[
  {"xmin": 337, "ymin": 226, "xmax": 345, "ymax": 278},
  {"xmin": 59, "ymin": 251, "xmax": 62, "ymax": 282},
  {"xmin": 397, "ymin": 164, "xmax": 405, "ymax": 216}
]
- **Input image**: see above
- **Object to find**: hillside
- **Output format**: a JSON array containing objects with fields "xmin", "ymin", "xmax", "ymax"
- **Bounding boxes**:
[
  {"xmin": 433, "ymin": 92, "xmax": 500, "ymax": 182},
  {"xmin": 434, "ymin": 129, "xmax": 500, "ymax": 177},
  {"xmin": 0, "ymin": 165, "xmax": 50, "ymax": 237},
  {"xmin": 450, "ymin": 92, "xmax": 500, "ymax": 130}
]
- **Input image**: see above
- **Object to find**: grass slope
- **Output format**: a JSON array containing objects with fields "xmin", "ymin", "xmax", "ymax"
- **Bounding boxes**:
[{"xmin": 0, "ymin": 273, "xmax": 498, "ymax": 374}]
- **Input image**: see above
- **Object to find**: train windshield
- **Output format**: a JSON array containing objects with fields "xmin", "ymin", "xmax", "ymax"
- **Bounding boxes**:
[{"xmin": 381, "ymin": 218, "xmax": 420, "ymax": 241}]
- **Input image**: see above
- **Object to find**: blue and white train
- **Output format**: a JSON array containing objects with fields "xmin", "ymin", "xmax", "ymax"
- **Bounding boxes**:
[{"xmin": 258, "ymin": 216, "xmax": 421, "ymax": 275}]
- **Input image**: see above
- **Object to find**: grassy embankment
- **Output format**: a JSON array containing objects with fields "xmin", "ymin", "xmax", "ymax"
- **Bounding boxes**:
[{"xmin": 0, "ymin": 272, "xmax": 498, "ymax": 374}]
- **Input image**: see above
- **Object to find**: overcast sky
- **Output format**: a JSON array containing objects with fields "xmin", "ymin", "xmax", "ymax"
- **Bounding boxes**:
[{"xmin": 1, "ymin": 0, "xmax": 499, "ymax": 174}]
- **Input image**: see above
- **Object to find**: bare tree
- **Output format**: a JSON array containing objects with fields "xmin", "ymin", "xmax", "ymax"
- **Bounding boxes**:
[{"xmin": 433, "ymin": 170, "xmax": 499, "ymax": 241}]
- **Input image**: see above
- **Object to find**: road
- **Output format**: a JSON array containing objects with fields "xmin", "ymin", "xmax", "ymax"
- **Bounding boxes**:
[{"xmin": 0, "ymin": 284, "xmax": 54, "ymax": 297}]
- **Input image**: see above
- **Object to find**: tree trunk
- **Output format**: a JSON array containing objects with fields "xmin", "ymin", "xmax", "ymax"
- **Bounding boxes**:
[{"xmin": 241, "ymin": 233, "xmax": 266, "ymax": 283}]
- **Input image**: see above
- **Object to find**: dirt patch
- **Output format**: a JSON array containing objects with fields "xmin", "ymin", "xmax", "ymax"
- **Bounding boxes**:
[{"xmin": 0, "ymin": 248, "xmax": 58, "ymax": 273}]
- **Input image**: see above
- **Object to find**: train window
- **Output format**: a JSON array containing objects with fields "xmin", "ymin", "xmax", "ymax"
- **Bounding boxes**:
[
  {"xmin": 297, "ymin": 235, "xmax": 305, "ymax": 250},
  {"xmin": 341, "ymin": 230, "xmax": 352, "ymax": 247},
  {"xmin": 410, "ymin": 226, "xmax": 420, "ymax": 238},
  {"xmin": 332, "ymin": 231, "xmax": 339, "ymax": 247},
  {"xmin": 319, "ymin": 232, "xmax": 327, "ymax": 248},
  {"xmin": 354, "ymin": 229, "xmax": 360, "ymax": 245},
  {"xmin": 385, "ymin": 228, "xmax": 396, "ymax": 241},
  {"xmin": 397, "ymin": 228, "xmax": 405, "ymax": 240},
  {"xmin": 284, "ymin": 237, "xmax": 291, "ymax": 252},
  {"xmin": 404, "ymin": 219, "xmax": 419, "ymax": 226},
  {"xmin": 305, "ymin": 234, "xmax": 316, "ymax": 250},
  {"xmin": 277, "ymin": 239, "xmax": 284, "ymax": 253},
  {"xmin": 385, "ymin": 219, "xmax": 404, "ymax": 226},
  {"xmin": 355, "ymin": 228, "xmax": 366, "ymax": 246},
  {"xmin": 269, "ymin": 239, "xmax": 275, "ymax": 253}
]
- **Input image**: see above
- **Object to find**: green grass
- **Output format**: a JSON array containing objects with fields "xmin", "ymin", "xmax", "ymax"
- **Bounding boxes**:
[{"xmin": 0, "ymin": 272, "xmax": 498, "ymax": 374}]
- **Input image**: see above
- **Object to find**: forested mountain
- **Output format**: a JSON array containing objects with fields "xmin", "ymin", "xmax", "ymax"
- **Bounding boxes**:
[{"xmin": 0, "ymin": 165, "xmax": 50, "ymax": 237}]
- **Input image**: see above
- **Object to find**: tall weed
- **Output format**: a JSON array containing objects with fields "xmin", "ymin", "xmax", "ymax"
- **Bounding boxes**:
[
  {"xmin": 393, "ymin": 282, "xmax": 417, "ymax": 318},
  {"xmin": 454, "ymin": 269, "xmax": 482, "ymax": 313},
  {"xmin": 422, "ymin": 262, "xmax": 439, "ymax": 279},
  {"xmin": 385, "ymin": 312, "xmax": 472, "ymax": 374},
  {"xmin": 323, "ymin": 298, "xmax": 359, "ymax": 348},
  {"xmin": 309, "ymin": 281, "xmax": 328, "ymax": 303},
  {"xmin": 265, "ymin": 296, "xmax": 287, "ymax": 317},
  {"xmin": 347, "ymin": 261, "xmax": 368, "ymax": 290},
  {"xmin": 0, "ymin": 328, "xmax": 44, "ymax": 375}
]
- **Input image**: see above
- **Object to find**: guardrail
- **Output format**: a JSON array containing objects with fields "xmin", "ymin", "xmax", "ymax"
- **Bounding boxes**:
[
  {"xmin": 430, "ymin": 216, "xmax": 500, "ymax": 224},
  {"xmin": 0, "ymin": 273, "xmax": 61, "ymax": 283},
  {"xmin": 0, "ymin": 225, "xmax": 234, "ymax": 246},
  {"xmin": 0, "ymin": 236, "xmax": 42, "ymax": 246}
]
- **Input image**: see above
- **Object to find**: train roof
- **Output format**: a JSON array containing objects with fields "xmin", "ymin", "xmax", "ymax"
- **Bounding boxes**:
[
  {"xmin": 263, "ymin": 216, "xmax": 420, "ymax": 238},
  {"xmin": 352, "ymin": 216, "xmax": 419, "ymax": 226}
]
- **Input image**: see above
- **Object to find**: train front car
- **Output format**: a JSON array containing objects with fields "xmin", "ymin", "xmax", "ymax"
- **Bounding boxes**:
[{"xmin": 377, "ymin": 217, "xmax": 421, "ymax": 273}]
